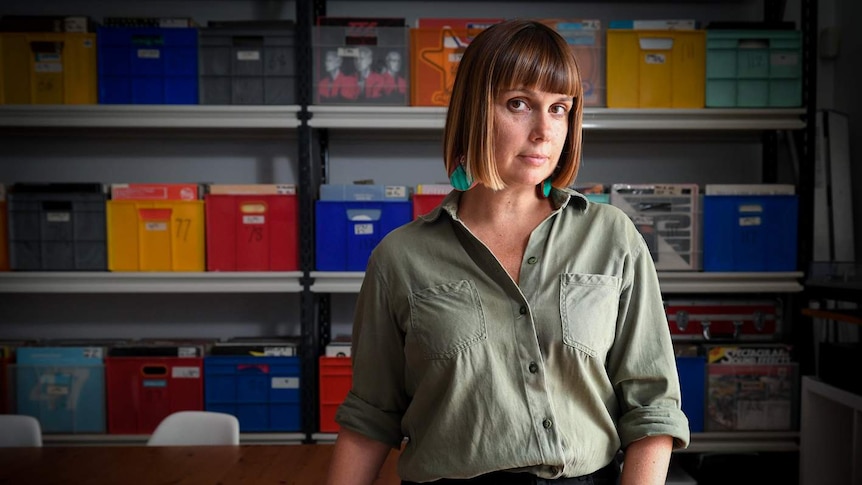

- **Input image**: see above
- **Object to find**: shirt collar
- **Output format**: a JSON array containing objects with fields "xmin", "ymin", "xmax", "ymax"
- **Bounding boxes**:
[{"xmin": 419, "ymin": 186, "xmax": 592, "ymax": 224}]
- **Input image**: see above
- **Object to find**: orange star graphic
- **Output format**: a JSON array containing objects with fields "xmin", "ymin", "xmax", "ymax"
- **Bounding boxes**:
[{"xmin": 419, "ymin": 28, "xmax": 468, "ymax": 106}]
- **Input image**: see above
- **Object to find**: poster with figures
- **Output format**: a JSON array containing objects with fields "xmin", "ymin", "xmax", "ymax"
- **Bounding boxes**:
[{"xmin": 314, "ymin": 17, "xmax": 409, "ymax": 105}]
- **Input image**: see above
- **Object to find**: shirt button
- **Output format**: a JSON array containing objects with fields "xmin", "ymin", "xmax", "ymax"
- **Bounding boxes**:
[
  {"xmin": 528, "ymin": 362, "xmax": 538, "ymax": 373},
  {"xmin": 543, "ymin": 419, "xmax": 552, "ymax": 429},
  {"xmin": 527, "ymin": 256, "xmax": 538, "ymax": 264},
  {"xmin": 519, "ymin": 306, "xmax": 527, "ymax": 315}
]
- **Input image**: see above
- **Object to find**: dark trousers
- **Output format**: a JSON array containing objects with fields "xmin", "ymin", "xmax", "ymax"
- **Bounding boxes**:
[{"xmin": 401, "ymin": 461, "xmax": 620, "ymax": 485}]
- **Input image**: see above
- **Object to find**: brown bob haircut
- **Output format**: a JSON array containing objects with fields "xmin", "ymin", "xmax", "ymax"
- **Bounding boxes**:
[{"xmin": 444, "ymin": 19, "xmax": 584, "ymax": 191}]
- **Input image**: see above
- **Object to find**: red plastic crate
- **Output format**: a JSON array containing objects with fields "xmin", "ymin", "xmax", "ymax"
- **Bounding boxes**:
[
  {"xmin": 206, "ymin": 193, "xmax": 299, "ymax": 271},
  {"xmin": 319, "ymin": 356, "xmax": 352, "ymax": 433},
  {"xmin": 105, "ymin": 356, "xmax": 204, "ymax": 434},
  {"xmin": 412, "ymin": 193, "xmax": 446, "ymax": 220}
]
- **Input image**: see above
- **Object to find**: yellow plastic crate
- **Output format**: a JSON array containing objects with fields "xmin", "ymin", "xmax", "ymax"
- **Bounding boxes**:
[
  {"xmin": 107, "ymin": 200, "xmax": 205, "ymax": 272},
  {"xmin": 0, "ymin": 32, "xmax": 97, "ymax": 104},
  {"xmin": 606, "ymin": 29, "xmax": 705, "ymax": 108}
]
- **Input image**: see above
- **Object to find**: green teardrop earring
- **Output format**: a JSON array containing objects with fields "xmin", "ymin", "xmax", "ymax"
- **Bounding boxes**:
[
  {"xmin": 541, "ymin": 178, "xmax": 552, "ymax": 197},
  {"xmin": 449, "ymin": 164, "xmax": 473, "ymax": 191}
]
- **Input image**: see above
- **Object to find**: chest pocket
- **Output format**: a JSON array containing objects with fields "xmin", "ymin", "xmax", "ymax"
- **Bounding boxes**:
[
  {"xmin": 409, "ymin": 280, "xmax": 487, "ymax": 360},
  {"xmin": 560, "ymin": 273, "xmax": 621, "ymax": 357}
]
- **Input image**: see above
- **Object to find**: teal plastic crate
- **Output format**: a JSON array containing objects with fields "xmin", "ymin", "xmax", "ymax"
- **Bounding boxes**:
[{"xmin": 706, "ymin": 30, "xmax": 802, "ymax": 107}]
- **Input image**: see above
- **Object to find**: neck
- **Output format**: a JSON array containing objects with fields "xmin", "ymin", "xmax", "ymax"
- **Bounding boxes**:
[{"xmin": 458, "ymin": 184, "xmax": 552, "ymax": 227}]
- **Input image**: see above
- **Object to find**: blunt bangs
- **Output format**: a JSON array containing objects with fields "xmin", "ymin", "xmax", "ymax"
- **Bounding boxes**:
[{"xmin": 492, "ymin": 26, "xmax": 580, "ymax": 99}]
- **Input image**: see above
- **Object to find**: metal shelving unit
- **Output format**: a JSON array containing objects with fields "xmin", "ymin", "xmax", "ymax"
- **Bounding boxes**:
[{"xmin": 0, "ymin": 0, "xmax": 818, "ymax": 455}]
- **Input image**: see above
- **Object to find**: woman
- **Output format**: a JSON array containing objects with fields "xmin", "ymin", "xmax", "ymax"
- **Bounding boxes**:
[{"xmin": 326, "ymin": 19, "xmax": 690, "ymax": 485}]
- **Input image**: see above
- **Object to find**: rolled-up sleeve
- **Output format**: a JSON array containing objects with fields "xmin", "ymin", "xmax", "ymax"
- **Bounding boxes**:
[
  {"xmin": 334, "ymin": 256, "xmax": 409, "ymax": 449},
  {"xmin": 608, "ymin": 231, "xmax": 691, "ymax": 450}
]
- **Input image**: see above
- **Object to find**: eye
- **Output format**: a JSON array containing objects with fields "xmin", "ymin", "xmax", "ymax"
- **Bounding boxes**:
[
  {"xmin": 507, "ymin": 99, "xmax": 529, "ymax": 112},
  {"xmin": 550, "ymin": 104, "xmax": 569, "ymax": 115}
]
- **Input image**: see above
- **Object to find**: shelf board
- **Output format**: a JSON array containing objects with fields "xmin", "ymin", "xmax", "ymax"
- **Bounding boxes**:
[
  {"xmin": 0, "ymin": 105, "xmax": 302, "ymax": 129},
  {"xmin": 0, "ymin": 271, "xmax": 800, "ymax": 294},
  {"xmin": 43, "ymin": 431, "xmax": 797, "ymax": 452},
  {"xmin": 0, "ymin": 272, "xmax": 304, "ymax": 293},
  {"xmin": 657, "ymin": 271, "xmax": 804, "ymax": 293},
  {"xmin": 680, "ymin": 431, "xmax": 799, "ymax": 453},
  {"xmin": 311, "ymin": 431, "xmax": 797, "ymax": 453},
  {"xmin": 42, "ymin": 432, "xmax": 306, "ymax": 447},
  {"xmin": 0, "ymin": 105, "xmax": 805, "ymax": 131},
  {"xmin": 308, "ymin": 106, "xmax": 806, "ymax": 131},
  {"xmin": 310, "ymin": 271, "xmax": 803, "ymax": 294}
]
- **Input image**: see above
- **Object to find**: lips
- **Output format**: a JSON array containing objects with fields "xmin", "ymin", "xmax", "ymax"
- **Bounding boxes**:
[{"xmin": 519, "ymin": 154, "xmax": 549, "ymax": 165}]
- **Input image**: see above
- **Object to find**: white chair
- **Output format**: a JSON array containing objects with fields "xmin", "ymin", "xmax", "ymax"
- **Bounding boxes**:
[
  {"xmin": 0, "ymin": 414, "xmax": 43, "ymax": 447},
  {"xmin": 147, "ymin": 410, "xmax": 240, "ymax": 446}
]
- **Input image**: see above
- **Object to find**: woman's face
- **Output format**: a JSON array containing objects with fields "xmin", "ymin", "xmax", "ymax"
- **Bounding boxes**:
[{"xmin": 492, "ymin": 87, "xmax": 572, "ymax": 189}]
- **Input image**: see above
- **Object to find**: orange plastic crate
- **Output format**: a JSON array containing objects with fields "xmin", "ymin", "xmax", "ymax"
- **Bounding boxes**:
[{"xmin": 318, "ymin": 356, "xmax": 352, "ymax": 433}]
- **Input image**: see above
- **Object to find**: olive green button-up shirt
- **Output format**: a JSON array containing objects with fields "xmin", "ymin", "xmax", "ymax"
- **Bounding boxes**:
[{"xmin": 335, "ymin": 188, "xmax": 690, "ymax": 482}]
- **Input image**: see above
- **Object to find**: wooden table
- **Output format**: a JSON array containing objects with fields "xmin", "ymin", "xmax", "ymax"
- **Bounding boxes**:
[{"xmin": 0, "ymin": 444, "xmax": 401, "ymax": 485}]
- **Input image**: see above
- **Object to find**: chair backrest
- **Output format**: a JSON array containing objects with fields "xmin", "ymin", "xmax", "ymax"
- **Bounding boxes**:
[
  {"xmin": 0, "ymin": 414, "xmax": 43, "ymax": 447},
  {"xmin": 147, "ymin": 411, "xmax": 240, "ymax": 446}
]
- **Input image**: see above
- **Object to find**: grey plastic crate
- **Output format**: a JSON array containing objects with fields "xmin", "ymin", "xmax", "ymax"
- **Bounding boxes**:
[
  {"xmin": 8, "ymin": 183, "xmax": 107, "ymax": 271},
  {"xmin": 199, "ymin": 23, "xmax": 296, "ymax": 105}
]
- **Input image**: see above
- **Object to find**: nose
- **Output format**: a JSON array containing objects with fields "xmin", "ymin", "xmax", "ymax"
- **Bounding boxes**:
[{"xmin": 530, "ymin": 112, "xmax": 553, "ymax": 141}]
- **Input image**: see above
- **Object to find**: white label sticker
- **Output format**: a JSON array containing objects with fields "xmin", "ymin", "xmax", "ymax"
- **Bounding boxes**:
[
  {"xmin": 739, "ymin": 216, "xmax": 762, "ymax": 227},
  {"xmin": 739, "ymin": 204, "xmax": 763, "ymax": 213},
  {"xmin": 263, "ymin": 347, "xmax": 294, "ymax": 357},
  {"xmin": 172, "ymin": 366, "xmax": 201, "ymax": 379},
  {"xmin": 354, "ymin": 223, "xmax": 374, "ymax": 235},
  {"xmin": 771, "ymin": 52, "xmax": 798, "ymax": 67},
  {"xmin": 46, "ymin": 212, "xmax": 70, "ymax": 223},
  {"xmin": 645, "ymin": 53, "xmax": 666, "ymax": 64},
  {"xmin": 35, "ymin": 62, "xmax": 63, "ymax": 73},
  {"xmin": 385, "ymin": 186, "xmax": 407, "ymax": 198},
  {"xmin": 448, "ymin": 53, "xmax": 463, "ymax": 63},
  {"xmin": 46, "ymin": 384, "xmax": 70, "ymax": 396},
  {"xmin": 337, "ymin": 47, "xmax": 359, "ymax": 57},
  {"xmin": 178, "ymin": 347, "xmax": 198, "ymax": 358},
  {"xmin": 271, "ymin": 377, "xmax": 300, "ymax": 389},
  {"xmin": 138, "ymin": 49, "xmax": 161, "ymax": 59},
  {"xmin": 243, "ymin": 215, "xmax": 265, "ymax": 225},
  {"xmin": 146, "ymin": 222, "xmax": 168, "ymax": 231},
  {"xmin": 237, "ymin": 50, "xmax": 261, "ymax": 61}
]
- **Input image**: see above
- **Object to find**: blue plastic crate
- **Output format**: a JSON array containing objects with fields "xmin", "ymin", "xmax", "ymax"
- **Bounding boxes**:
[
  {"xmin": 16, "ymin": 346, "xmax": 106, "ymax": 433},
  {"xmin": 204, "ymin": 356, "xmax": 301, "ymax": 432},
  {"xmin": 97, "ymin": 27, "xmax": 198, "ymax": 104},
  {"xmin": 676, "ymin": 355, "xmax": 706, "ymax": 433},
  {"xmin": 315, "ymin": 200, "xmax": 412, "ymax": 271},
  {"xmin": 703, "ymin": 194, "xmax": 798, "ymax": 271}
]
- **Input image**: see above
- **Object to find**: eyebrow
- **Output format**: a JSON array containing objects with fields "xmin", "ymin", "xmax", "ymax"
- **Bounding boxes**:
[{"xmin": 501, "ymin": 89, "xmax": 573, "ymax": 104}]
